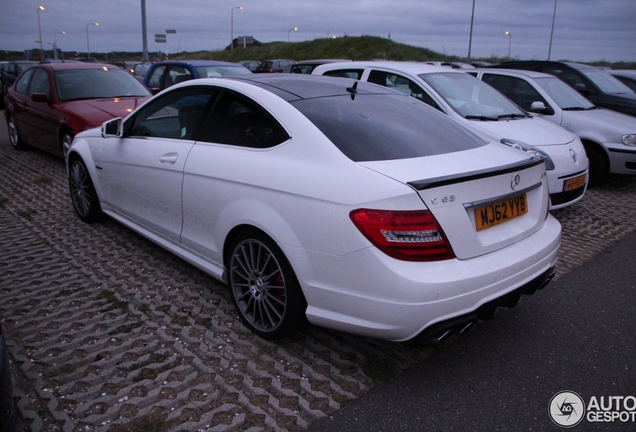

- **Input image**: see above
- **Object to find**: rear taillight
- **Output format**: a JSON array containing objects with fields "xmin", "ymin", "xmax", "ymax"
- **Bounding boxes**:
[{"xmin": 350, "ymin": 209, "xmax": 455, "ymax": 261}]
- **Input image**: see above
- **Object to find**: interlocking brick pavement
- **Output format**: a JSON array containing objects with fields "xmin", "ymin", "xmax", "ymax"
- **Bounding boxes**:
[{"xmin": 1, "ymin": 136, "xmax": 636, "ymax": 431}]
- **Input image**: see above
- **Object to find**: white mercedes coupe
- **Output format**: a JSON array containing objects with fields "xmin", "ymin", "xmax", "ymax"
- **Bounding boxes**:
[{"xmin": 67, "ymin": 75, "xmax": 561, "ymax": 342}]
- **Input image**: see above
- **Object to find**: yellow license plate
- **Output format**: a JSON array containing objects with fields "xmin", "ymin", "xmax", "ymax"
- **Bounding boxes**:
[
  {"xmin": 475, "ymin": 193, "xmax": 528, "ymax": 231},
  {"xmin": 564, "ymin": 174, "xmax": 586, "ymax": 191}
]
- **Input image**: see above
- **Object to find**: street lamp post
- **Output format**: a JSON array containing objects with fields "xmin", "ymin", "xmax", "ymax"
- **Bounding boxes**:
[
  {"xmin": 37, "ymin": 6, "xmax": 45, "ymax": 61},
  {"xmin": 505, "ymin": 31, "xmax": 511, "ymax": 59},
  {"xmin": 86, "ymin": 22, "xmax": 98, "ymax": 58},
  {"xmin": 467, "ymin": 0, "xmax": 475, "ymax": 63},
  {"xmin": 53, "ymin": 31, "xmax": 65, "ymax": 59},
  {"xmin": 288, "ymin": 27, "xmax": 297, "ymax": 42},
  {"xmin": 548, "ymin": 0, "xmax": 558, "ymax": 60},
  {"xmin": 231, "ymin": 6, "xmax": 243, "ymax": 50}
]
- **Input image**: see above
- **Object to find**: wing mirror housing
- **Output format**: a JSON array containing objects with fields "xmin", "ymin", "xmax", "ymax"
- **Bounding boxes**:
[
  {"xmin": 530, "ymin": 101, "xmax": 548, "ymax": 112},
  {"xmin": 102, "ymin": 118, "xmax": 123, "ymax": 138}
]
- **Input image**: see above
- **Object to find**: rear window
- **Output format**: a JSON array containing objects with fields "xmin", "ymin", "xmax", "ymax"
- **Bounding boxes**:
[{"xmin": 291, "ymin": 93, "xmax": 487, "ymax": 162}]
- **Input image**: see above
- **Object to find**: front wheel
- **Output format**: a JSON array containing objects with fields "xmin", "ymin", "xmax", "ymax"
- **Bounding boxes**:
[
  {"xmin": 7, "ymin": 115, "xmax": 26, "ymax": 150},
  {"xmin": 228, "ymin": 229, "xmax": 307, "ymax": 339},
  {"xmin": 68, "ymin": 157, "xmax": 103, "ymax": 222},
  {"xmin": 584, "ymin": 143, "xmax": 609, "ymax": 187}
]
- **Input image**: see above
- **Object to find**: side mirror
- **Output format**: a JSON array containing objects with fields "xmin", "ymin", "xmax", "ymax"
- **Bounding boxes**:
[
  {"xmin": 530, "ymin": 101, "xmax": 547, "ymax": 112},
  {"xmin": 31, "ymin": 93, "xmax": 48, "ymax": 103},
  {"xmin": 102, "ymin": 118, "xmax": 123, "ymax": 138},
  {"xmin": 574, "ymin": 83, "xmax": 590, "ymax": 97}
]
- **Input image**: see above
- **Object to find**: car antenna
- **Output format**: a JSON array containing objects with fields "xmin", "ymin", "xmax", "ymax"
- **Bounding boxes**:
[{"xmin": 346, "ymin": 81, "xmax": 359, "ymax": 100}]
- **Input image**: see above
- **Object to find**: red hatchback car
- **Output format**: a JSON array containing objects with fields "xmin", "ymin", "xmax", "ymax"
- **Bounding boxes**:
[{"xmin": 5, "ymin": 62, "xmax": 151, "ymax": 158}]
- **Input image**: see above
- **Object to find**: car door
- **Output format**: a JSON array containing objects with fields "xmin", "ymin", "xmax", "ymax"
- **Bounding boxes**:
[
  {"xmin": 92, "ymin": 86, "xmax": 216, "ymax": 243},
  {"xmin": 18, "ymin": 67, "xmax": 59, "ymax": 153}
]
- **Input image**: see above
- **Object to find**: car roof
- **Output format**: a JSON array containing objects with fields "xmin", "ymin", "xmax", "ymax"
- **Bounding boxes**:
[
  {"xmin": 201, "ymin": 74, "xmax": 398, "ymax": 101},
  {"xmin": 496, "ymin": 60, "xmax": 597, "ymax": 71},
  {"xmin": 477, "ymin": 68, "xmax": 554, "ymax": 80},
  {"xmin": 34, "ymin": 62, "xmax": 125, "ymax": 71},
  {"xmin": 316, "ymin": 60, "xmax": 463, "ymax": 75},
  {"xmin": 152, "ymin": 60, "xmax": 243, "ymax": 67},
  {"xmin": 609, "ymin": 69, "xmax": 636, "ymax": 77}
]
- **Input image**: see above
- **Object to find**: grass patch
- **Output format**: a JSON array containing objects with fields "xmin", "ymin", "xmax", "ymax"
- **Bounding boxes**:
[
  {"xmin": 172, "ymin": 315, "xmax": 190, "ymax": 327},
  {"xmin": 97, "ymin": 289, "xmax": 129, "ymax": 312},
  {"xmin": 109, "ymin": 322, "xmax": 141, "ymax": 336},
  {"xmin": 17, "ymin": 209, "xmax": 37, "ymax": 219}
]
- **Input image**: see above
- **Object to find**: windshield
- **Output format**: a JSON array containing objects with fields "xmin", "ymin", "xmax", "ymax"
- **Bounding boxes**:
[
  {"xmin": 55, "ymin": 68, "xmax": 150, "ymax": 101},
  {"xmin": 419, "ymin": 72, "xmax": 527, "ymax": 119},
  {"xmin": 194, "ymin": 65, "xmax": 252, "ymax": 78},
  {"xmin": 580, "ymin": 69, "xmax": 634, "ymax": 95},
  {"xmin": 534, "ymin": 76, "xmax": 595, "ymax": 109}
]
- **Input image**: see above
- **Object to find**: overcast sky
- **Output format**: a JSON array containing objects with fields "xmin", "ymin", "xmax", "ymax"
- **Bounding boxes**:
[{"xmin": 1, "ymin": 0, "xmax": 635, "ymax": 63}]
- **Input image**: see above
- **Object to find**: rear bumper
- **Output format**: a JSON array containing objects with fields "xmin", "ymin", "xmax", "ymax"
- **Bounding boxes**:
[
  {"xmin": 298, "ymin": 215, "xmax": 561, "ymax": 341},
  {"xmin": 411, "ymin": 265, "xmax": 555, "ymax": 343}
]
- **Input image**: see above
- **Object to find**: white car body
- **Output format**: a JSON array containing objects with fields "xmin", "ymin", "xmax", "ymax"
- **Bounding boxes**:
[
  {"xmin": 312, "ymin": 61, "xmax": 589, "ymax": 210},
  {"xmin": 471, "ymin": 68, "xmax": 636, "ymax": 182},
  {"xmin": 67, "ymin": 75, "xmax": 560, "ymax": 342}
]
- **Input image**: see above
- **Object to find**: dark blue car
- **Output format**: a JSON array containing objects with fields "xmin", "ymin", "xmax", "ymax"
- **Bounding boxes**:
[{"xmin": 143, "ymin": 60, "xmax": 252, "ymax": 94}]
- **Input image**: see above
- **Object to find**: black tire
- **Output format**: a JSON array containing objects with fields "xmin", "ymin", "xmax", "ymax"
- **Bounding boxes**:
[
  {"xmin": 7, "ymin": 114, "xmax": 26, "ymax": 150},
  {"xmin": 61, "ymin": 129, "xmax": 74, "ymax": 160},
  {"xmin": 68, "ymin": 156, "xmax": 103, "ymax": 222},
  {"xmin": 228, "ymin": 229, "xmax": 307, "ymax": 339},
  {"xmin": 584, "ymin": 142, "xmax": 609, "ymax": 187}
]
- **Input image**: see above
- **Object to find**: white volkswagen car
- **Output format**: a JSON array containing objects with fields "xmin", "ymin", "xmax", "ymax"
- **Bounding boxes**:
[
  {"xmin": 471, "ymin": 68, "xmax": 636, "ymax": 185},
  {"xmin": 67, "ymin": 75, "xmax": 561, "ymax": 342},
  {"xmin": 313, "ymin": 61, "xmax": 589, "ymax": 210}
]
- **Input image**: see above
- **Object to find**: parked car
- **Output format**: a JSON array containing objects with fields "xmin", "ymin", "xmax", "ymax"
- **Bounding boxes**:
[
  {"xmin": 5, "ymin": 62, "xmax": 151, "ymax": 158},
  {"xmin": 282, "ymin": 59, "xmax": 347, "ymax": 74},
  {"xmin": 0, "ymin": 321, "xmax": 17, "ymax": 432},
  {"xmin": 313, "ymin": 61, "xmax": 589, "ymax": 210},
  {"xmin": 489, "ymin": 61, "xmax": 636, "ymax": 117},
  {"xmin": 67, "ymin": 74, "xmax": 560, "ymax": 342},
  {"xmin": 131, "ymin": 61, "xmax": 152, "ymax": 78},
  {"xmin": 1, "ymin": 61, "xmax": 38, "ymax": 100},
  {"xmin": 238, "ymin": 60, "xmax": 260, "ymax": 72},
  {"xmin": 471, "ymin": 68, "xmax": 636, "ymax": 184},
  {"xmin": 0, "ymin": 62, "xmax": 8, "ymax": 109},
  {"xmin": 143, "ymin": 60, "xmax": 252, "ymax": 94},
  {"xmin": 608, "ymin": 70, "xmax": 636, "ymax": 92},
  {"xmin": 254, "ymin": 59, "xmax": 294, "ymax": 73}
]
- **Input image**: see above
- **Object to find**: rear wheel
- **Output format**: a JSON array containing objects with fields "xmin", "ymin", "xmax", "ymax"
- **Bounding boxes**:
[
  {"xmin": 7, "ymin": 115, "xmax": 26, "ymax": 150},
  {"xmin": 68, "ymin": 156, "xmax": 103, "ymax": 222},
  {"xmin": 228, "ymin": 229, "xmax": 307, "ymax": 339}
]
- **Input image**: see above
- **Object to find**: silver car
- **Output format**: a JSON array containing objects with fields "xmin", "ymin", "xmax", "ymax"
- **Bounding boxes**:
[{"xmin": 472, "ymin": 68, "xmax": 636, "ymax": 184}]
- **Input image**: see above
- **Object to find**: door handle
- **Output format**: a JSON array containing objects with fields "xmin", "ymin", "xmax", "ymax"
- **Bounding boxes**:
[{"xmin": 159, "ymin": 153, "xmax": 178, "ymax": 164}]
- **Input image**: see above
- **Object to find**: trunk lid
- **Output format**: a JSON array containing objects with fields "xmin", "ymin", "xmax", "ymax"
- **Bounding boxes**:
[{"xmin": 360, "ymin": 143, "xmax": 550, "ymax": 260}]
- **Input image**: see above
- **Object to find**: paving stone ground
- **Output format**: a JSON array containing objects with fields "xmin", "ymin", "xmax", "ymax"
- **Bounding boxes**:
[{"xmin": 1, "ymin": 133, "xmax": 636, "ymax": 432}]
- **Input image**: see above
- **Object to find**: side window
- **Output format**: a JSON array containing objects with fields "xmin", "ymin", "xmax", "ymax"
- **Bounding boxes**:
[
  {"xmin": 368, "ymin": 70, "xmax": 443, "ymax": 112},
  {"xmin": 543, "ymin": 67, "xmax": 588, "ymax": 91},
  {"xmin": 323, "ymin": 69, "xmax": 363, "ymax": 79},
  {"xmin": 483, "ymin": 74, "xmax": 542, "ymax": 112},
  {"xmin": 199, "ymin": 91, "xmax": 290, "ymax": 148},
  {"xmin": 146, "ymin": 65, "xmax": 167, "ymax": 88},
  {"xmin": 167, "ymin": 66, "xmax": 194, "ymax": 87},
  {"xmin": 29, "ymin": 69, "xmax": 50, "ymax": 98},
  {"xmin": 14, "ymin": 68, "xmax": 35, "ymax": 95},
  {"xmin": 129, "ymin": 87, "xmax": 215, "ymax": 140}
]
